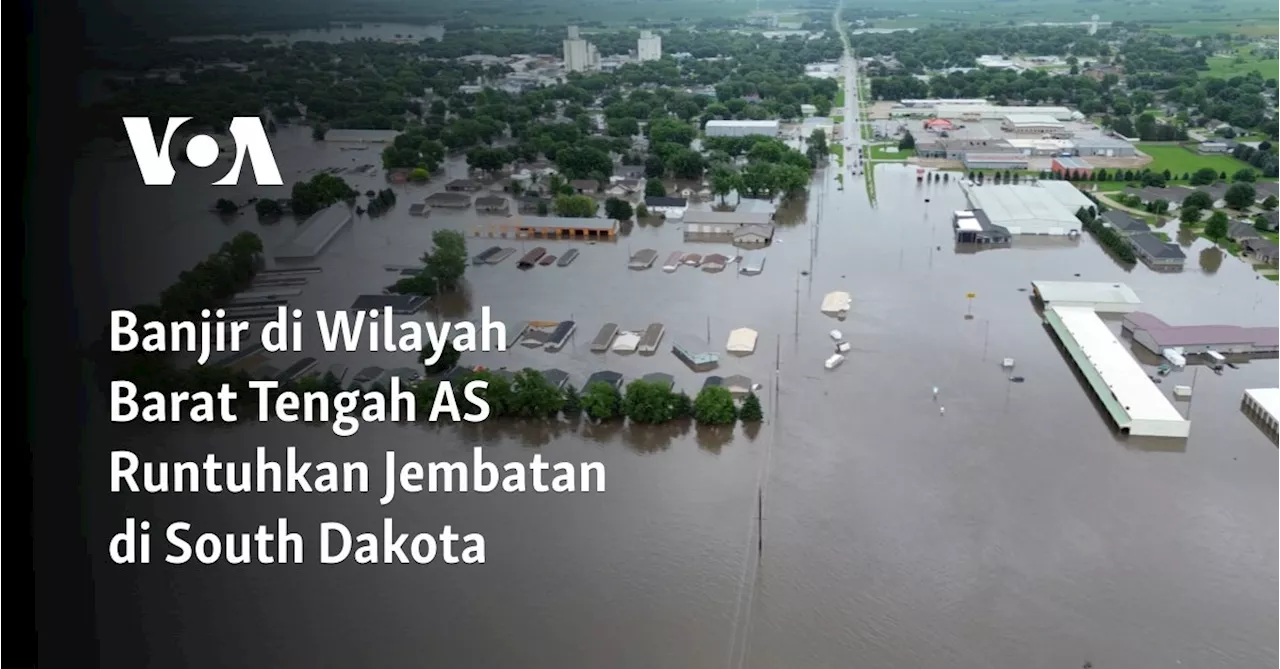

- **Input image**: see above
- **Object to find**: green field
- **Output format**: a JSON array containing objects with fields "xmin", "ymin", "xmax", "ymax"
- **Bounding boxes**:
[
  {"xmin": 869, "ymin": 145, "xmax": 912, "ymax": 160},
  {"xmin": 830, "ymin": 143, "xmax": 845, "ymax": 166},
  {"xmin": 1135, "ymin": 143, "xmax": 1254, "ymax": 176},
  {"xmin": 835, "ymin": 88, "xmax": 845, "ymax": 109},
  {"xmin": 1206, "ymin": 50, "xmax": 1280, "ymax": 80}
]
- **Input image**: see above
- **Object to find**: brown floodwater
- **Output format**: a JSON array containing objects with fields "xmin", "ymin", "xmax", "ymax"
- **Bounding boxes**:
[{"xmin": 75, "ymin": 128, "xmax": 1278, "ymax": 669}]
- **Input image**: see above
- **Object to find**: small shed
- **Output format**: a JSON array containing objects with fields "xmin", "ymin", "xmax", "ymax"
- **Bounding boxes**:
[{"xmin": 726, "ymin": 328, "xmax": 759, "ymax": 354}]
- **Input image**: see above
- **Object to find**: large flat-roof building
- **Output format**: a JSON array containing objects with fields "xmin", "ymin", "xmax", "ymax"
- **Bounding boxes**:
[
  {"xmin": 1121, "ymin": 312, "xmax": 1280, "ymax": 355},
  {"xmin": 1072, "ymin": 136, "xmax": 1138, "ymax": 158},
  {"xmin": 935, "ymin": 104, "xmax": 1076, "ymax": 121},
  {"xmin": 475, "ymin": 215, "xmax": 617, "ymax": 240},
  {"xmin": 1031, "ymin": 280, "xmax": 1142, "ymax": 313},
  {"xmin": 1044, "ymin": 306, "xmax": 1191, "ymax": 438},
  {"xmin": 1241, "ymin": 388, "xmax": 1279, "ymax": 443},
  {"xmin": 704, "ymin": 120, "xmax": 780, "ymax": 138},
  {"xmin": 964, "ymin": 185, "xmax": 1082, "ymax": 235},
  {"xmin": 273, "ymin": 203, "xmax": 353, "ymax": 261},
  {"xmin": 682, "ymin": 210, "xmax": 776, "ymax": 243},
  {"xmin": 962, "ymin": 153, "xmax": 1030, "ymax": 170},
  {"xmin": 1002, "ymin": 114, "xmax": 1068, "ymax": 135}
]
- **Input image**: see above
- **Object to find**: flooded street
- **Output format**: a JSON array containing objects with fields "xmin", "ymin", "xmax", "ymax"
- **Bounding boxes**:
[{"xmin": 77, "ymin": 129, "xmax": 1278, "ymax": 669}]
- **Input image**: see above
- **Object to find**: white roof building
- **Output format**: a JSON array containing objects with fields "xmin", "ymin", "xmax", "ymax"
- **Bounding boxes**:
[
  {"xmin": 1002, "ymin": 114, "xmax": 1065, "ymax": 127},
  {"xmin": 704, "ymin": 120, "xmax": 781, "ymax": 138},
  {"xmin": 1031, "ymin": 281, "xmax": 1142, "ymax": 313},
  {"xmin": 1045, "ymin": 306, "xmax": 1191, "ymax": 438},
  {"xmin": 964, "ymin": 185, "xmax": 1082, "ymax": 235},
  {"xmin": 934, "ymin": 104, "xmax": 1075, "ymax": 121},
  {"xmin": 726, "ymin": 328, "xmax": 759, "ymax": 353},
  {"xmin": 1036, "ymin": 180, "xmax": 1095, "ymax": 214},
  {"xmin": 1242, "ymin": 388, "xmax": 1279, "ymax": 439}
]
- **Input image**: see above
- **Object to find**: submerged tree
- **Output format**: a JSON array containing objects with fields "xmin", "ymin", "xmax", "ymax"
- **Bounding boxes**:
[
  {"xmin": 739, "ymin": 393, "xmax": 764, "ymax": 422},
  {"xmin": 694, "ymin": 387, "xmax": 737, "ymax": 425},
  {"xmin": 581, "ymin": 381, "xmax": 622, "ymax": 421}
]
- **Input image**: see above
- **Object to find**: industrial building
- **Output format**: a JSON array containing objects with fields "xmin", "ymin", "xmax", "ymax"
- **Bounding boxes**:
[
  {"xmin": 1051, "ymin": 156, "xmax": 1094, "ymax": 178},
  {"xmin": 1043, "ymin": 306, "xmax": 1191, "ymax": 438},
  {"xmin": 1001, "ymin": 114, "xmax": 1068, "ymax": 135},
  {"xmin": 474, "ymin": 215, "xmax": 617, "ymax": 240},
  {"xmin": 1127, "ymin": 232, "xmax": 1187, "ymax": 270},
  {"xmin": 952, "ymin": 209, "xmax": 1011, "ymax": 245},
  {"xmin": 915, "ymin": 138, "xmax": 1019, "ymax": 160},
  {"xmin": 562, "ymin": 26, "xmax": 600, "ymax": 72},
  {"xmin": 682, "ymin": 210, "xmax": 776, "ymax": 243},
  {"xmin": 1121, "ymin": 312, "xmax": 1279, "ymax": 356},
  {"xmin": 704, "ymin": 120, "xmax": 780, "ymax": 138},
  {"xmin": 1241, "ymin": 388, "xmax": 1279, "ymax": 442},
  {"xmin": 963, "ymin": 185, "xmax": 1082, "ymax": 235},
  {"xmin": 1031, "ymin": 281, "xmax": 1142, "ymax": 313},
  {"xmin": 1036, "ymin": 180, "xmax": 1095, "ymax": 213},
  {"xmin": 934, "ymin": 104, "xmax": 1076, "ymax": 121},
  {"xmin": 637, "ymin": 30, "xmax": 662, "ymax": 61},
  {"xmin": 1071, "ymin": 136, "xmax": 1138, "ymax": 158},
  {"xmin": 962, "ymin": 153, "xmax": 1029, "ymax": 170},
  {"xmin": 274, "ymin": 203, "xmax": 353, "ymax": 261}
]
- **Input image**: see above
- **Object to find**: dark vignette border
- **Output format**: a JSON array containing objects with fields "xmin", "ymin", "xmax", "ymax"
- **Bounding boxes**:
[{"xmin": 28, "ymin": 0, "xmax": 100, "ymax": 665}]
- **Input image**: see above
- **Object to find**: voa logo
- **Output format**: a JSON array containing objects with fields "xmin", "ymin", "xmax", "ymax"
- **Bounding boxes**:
[{"xmin": 122, "ymin": 117, "xmax": 284, "ymax": 186}]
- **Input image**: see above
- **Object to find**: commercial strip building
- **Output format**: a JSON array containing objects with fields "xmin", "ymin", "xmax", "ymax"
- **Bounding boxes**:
[
  {"xmin": 1121, "ymin": 312, "xmax": 1279, "ymax": 356},
  {"xmin": 1241, "ymin": 388, "xmax": 1279, "ymax": 443},
  {"xmin": 704, "ymin": 120, "xmax": 781, "ymax": 138},
  {"xmin": 474, "ymin": 215, "xmax": 617, "ymax": 241},
  {"xmin": 1031, "ymin": 280, "xmax": 1142, "ymax": 313},
  {"xmin": 681, "ymin": 210, "xmax": 776, "ymax": 244},
  {"xmin": 962, "ymin": 184, "xmax": 1083, "ymax": 235},
  {"xmin": 934, "ymin": 104, "xmax": 1077, "ymax": 121},
  {"xmin": 1043, "ymin": 305, "xmax": 1191, "ymax": 438}
]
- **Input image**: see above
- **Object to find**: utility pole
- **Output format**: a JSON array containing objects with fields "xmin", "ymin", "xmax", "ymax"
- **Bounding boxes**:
[
  {"xmin": 706, "ymin": 316, "xmax": 711, "ymax": 344},
  {"xmin": 1187, "ymin": 367, "xmax": 1200, "ymax": 418},
  {"xmin": 757, "ymin": 486, "xmax": 764, "ymax": 557},
  {"xmin": 982, "ymin": 319, "xmax": 990, "ymax": 361},
  {"xmin": 793, "ymin": 272, "xmax": 801, "ymax": 338}
]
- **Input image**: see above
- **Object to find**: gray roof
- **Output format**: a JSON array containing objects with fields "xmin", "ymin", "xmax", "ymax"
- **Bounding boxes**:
[
  {"xmin": 683, "ymin": 210, "xmax": 773, "ymax": 226},
  {"xmin": 1227, "ymin": 220, "xmax": 1261, "ymax": 241},
  {"xmin": 1123, "ymin": 312, "xmax": 1278, "ymax": 348},
  {"xmin": 1255, "ymin": 182, "xmax": 1279, "ymax": 199},
  {"xmin": 1101, "ymin": 210, "xmax": 1148, "ymax": 233},
  {"xmin": 1123, "ymin": 186, "xmax": 1187, "ymax": 204},
  {"xmin": 1190, "ymin": 182, "xmax": 1229, "ymax": 202},
  {"xmin": 1072, "ymin": 136, "xmax": 1134, "ymax": 149},
  {"xmin": 508, "ymin": 215, "xmax": 615, "ymax": 232},
  {"xmin": 732, "ymin": 223, "xmax": 776, "ymax": 239},
  {"xmin": 1129, "ymin": 232, "xmax": 1186, "ymax": 260}
]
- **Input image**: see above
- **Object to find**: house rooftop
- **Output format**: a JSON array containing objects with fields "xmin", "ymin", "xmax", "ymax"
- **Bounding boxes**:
[
  {"xmin": 1128, "ymin": 232, "xmax": 1186, "ymax": 260},
  {"xmin": 1101, "ymin": 210, "xmax": 1149, "ymax": 233}
]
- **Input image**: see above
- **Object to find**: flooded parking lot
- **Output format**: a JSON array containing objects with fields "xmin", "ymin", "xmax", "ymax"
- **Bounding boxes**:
[{"xmin": 76, "ymin": 128, "xmax": 1278, "ymax": 669}]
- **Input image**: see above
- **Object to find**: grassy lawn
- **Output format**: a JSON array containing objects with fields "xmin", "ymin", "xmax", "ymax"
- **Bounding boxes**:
[
  {"xmin": 1206, "ymin": 48, "xmax": 1280, "ymax": 80},
  {"xmin": 1136, "ymin": 143, "xmax": 1255, "ymax": 175},
  {"xmin": 830, "ymin": 143, "xmax": 844, "ymax": 166},
  {"xmin": 833, "ymin": 115, "xmax": 844, "ymax": 124},
  {"xmin": 835, "ymin": 88, "xmax": 845, "ymax": 109},
  {"xmin": 870, "ymin": 145, "xmax": 912, "ymax": 160},
  {"xmin": 1153, "ymin": 231, "xmax": 1172, "ymax": 242}
]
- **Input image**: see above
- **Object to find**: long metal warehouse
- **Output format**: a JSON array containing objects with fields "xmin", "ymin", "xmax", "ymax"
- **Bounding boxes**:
[
  {"xmin": 1241, "ymin": 388, "xmax": 1279, "ymax": 443},
  {"xmin": 1044, "ymin": 306, "xmax": 1191, "ymax": 438},
  {"xmin": 1031, "ymin": 280, "xmax": 1142, "ymax": 313}
]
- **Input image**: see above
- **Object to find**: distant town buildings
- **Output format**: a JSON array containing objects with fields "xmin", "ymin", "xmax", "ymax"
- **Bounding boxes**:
[
  {"xmin": 563, "ymin": 26, "xmax": 600, "ymax": 73},
  {"xmin": 637, "ymin": 30, "xmax": 662, "ymax": 62}
]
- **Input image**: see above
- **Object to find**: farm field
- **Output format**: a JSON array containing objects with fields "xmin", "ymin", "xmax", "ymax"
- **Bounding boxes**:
[
  {"xmin": 1205, "ymin": 50, "xmax": 1280, "ymax": 80},
  {"xmin": 1135, "ymin": 143, "xmax": 1255, "ymax": 176}
]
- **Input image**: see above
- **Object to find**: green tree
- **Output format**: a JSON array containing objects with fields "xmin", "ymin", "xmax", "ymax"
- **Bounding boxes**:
[
  {"xmin": 581, "ymin": 381, "xmax": 622, "ymax": 421},
  {"xmin": 1180, "ymin": 206, "xmax": 1203, "ymax": 224},
  {"xmin": 1182, "ymin": 190, "xmax": 1213, "ymax": 210},
  {"xmin": 1224, "ymin": 182, "xmax": 1257, "ymax": 210},
  {"xmin": 1189, "ymin": 167, "xmax": 1219, "ymax": 186},
  {"xmin": 671, "ymin": 391, "xmax": 693, "ymax": 419},
  {"xmin": 470, "ymin": 371, "xmax": 513, "ymax": 417},
  {"xmin": 562, "ymin": 384, "xmax": 582, "ymax": 417},
  {"xmin": 694, "ymin": 386, "xmax": 737, "ymax": 425},
  {"xmin": 1261, "ymin": 195, "xmax": 1278, "ymax": 211},
  {"xmin": 1204, "ymin": 210, "xmax": 1230, "ymax": 239},
  {"xmin": 255, "ymin": 198, "xmax": 282, "ymax": 220},
  {"xmin": 710, "ymin": 166, "xmax": 739, "ymax": 205},
  {"xmin": 739, "ymin": 393, "xmax": 763, "ymax": 422},
  {"xmin": 419, "ymin": 341, "xmax": 461, "ymax": 375},
  {"xmin": 1232, "ymin": 168, "xmax": 1257, "ymax": 183},
  {"xmin": 511, "ymin": 369, "xmax": 565, "ymax": 419},
  {"xmin": 635, "ymin": 203, "xmax": 650, "ymax": 218},
  {"xmin": 554, "ymin": 194, "xmax": 597, "ymax": 218},
  {"xmin": 622, "ymin": 380, "xmax": 676, "ymax": 424},
  {"xmin": 424, "ymin": 229, "xmax": 469, "ymax": 291},
  {"xmin": 644, "ymin": 179, "xmax": 667, "ymax": 197},
  {"xmin": 604, "ymin": 198, "xmax": 634, "ymax": 221},
  {"xmin": 898, "ymin": 131, "xmax": 916, "ymax": 150}
]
